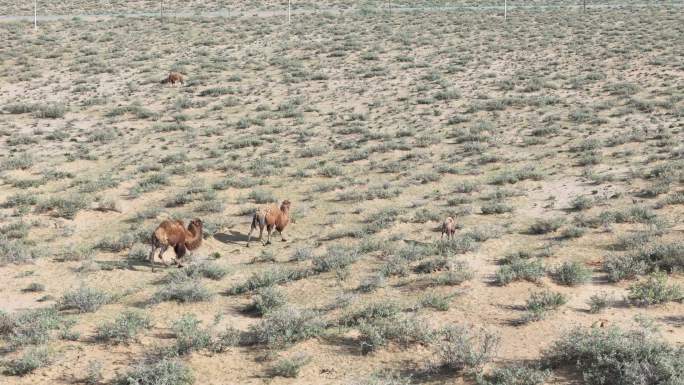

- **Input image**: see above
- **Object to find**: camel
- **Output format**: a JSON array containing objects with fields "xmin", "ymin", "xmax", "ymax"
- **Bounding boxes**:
[
  {"xmin": 161, "ymin": 72, "xmax": 184, "ymax": 86},
  {"xmin": 441, "ymin": 217, "xmax": 456, "ymax": 240},
  {"xmin": 149, "ymin": 218, "xmax": 202, "ymax": 271},
  {"xmin": 246, "ymin": 200, "xmax": 291, "ymax": 247}
]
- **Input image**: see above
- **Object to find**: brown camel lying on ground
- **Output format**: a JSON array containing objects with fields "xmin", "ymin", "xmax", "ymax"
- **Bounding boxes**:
[
  {"xmin": 149, "ymin": 218, "xmax": 202, "ymax": 271},
  {"xmin": 246, "ymin": 200, "xmax": 291, "ymax": 247},
  {"xmin": 161, "ymin": 72, "xmax": 184, "ymax": 85}
]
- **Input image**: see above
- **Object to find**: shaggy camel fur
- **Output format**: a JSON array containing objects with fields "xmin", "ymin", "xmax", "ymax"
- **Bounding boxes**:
[
  {"xmin": 161, "ymin": 72, "xmax": 184, "ymax": 85},
  {"xmin": 246, "ymin": 200, "xmax": 291, "ymax": 247},
  {"xmin": 441, "ymin": 217, "xmax": 456, "ymax": 239},
  {"xmin": 149, "ymin": 218, "xmax": 202, "ymax": 271}
]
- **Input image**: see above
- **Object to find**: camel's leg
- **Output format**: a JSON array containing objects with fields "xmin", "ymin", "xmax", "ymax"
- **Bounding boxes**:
[
  {"xmin": 149, "ymin": 244, "xmax": 158, "ymax": 272},
  {"xmin": 246, "ymin": 223, "xmax": 255, "ymax": 247},
  {"xmin": 278, "ymin": 229, "xmax": 287, "ymax": 242},
  {"xmin": 158, "ymin": 245, "xmax": 169, "ymax": 267},
  {"xmin": 174, "ymin": 243, "xmax": 187, "ymax": 267},
  {"xmin": 265, "ymin": 225, "xmax": 274, "ymax": 245}
]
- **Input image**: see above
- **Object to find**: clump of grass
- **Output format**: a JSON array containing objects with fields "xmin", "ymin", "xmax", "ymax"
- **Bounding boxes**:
[
  {"xmin": 1, "ymin": 308, "xmax": 63, "ymax": 349},
  {"xmin": 432, "ymin": 325, "xmax": 500, "ymax": 374},
  {"xmin": 245, "ymin": 286, "xmax": 287, "ymax": 316},
  {"xmin": 551, "ymin": 261, "xmax": 591, "ymax": 286},
  {"xmin": 167, "ymin": 261, "xmax": 229, "ymax": 281},
  {"xmin": 36, "ymin": 194, "xmax": 91, "ymax": 219},
  {"xmin": 58, "ymin": 286, "xmax": 110, "ymax": 313},
  {"xmin": 312, "ymin": 246, "xmax": 360, "ymax": 273},
  {"xmin": 95, "ymin": 311, "xmax": 152, "ymax": 344},
  {"xmin": 495, "ymin": 258, "xmax": 545, "ymax": 286},
  {"xmin": 153, "ymin": 276, "xmax": 213, "ymax": 304},
  {"xmin": 477, "ymin": 366, "xmax": 551, "ymax": 385},
  {"xmin": 171, "ymin": 314, "xmax": 212, "ymax": 355},
  {"xmin": 114, "ymin": 359, "xmax": 194, "ymax": 385},
  {"xmin": 358, "ymin": 314, "xmax": 433, "ymax": 354},
  {"xmin": 84, "ymin": 360, "xmax": 103, "ymax": 385},
  {"xmin": 4, "ymin": 346, "xmax": 52, "ymax": 375},
  {"xmin": 528, "ymin": 218, "xmax": 565, "ymax": 234},
  {"xmin": 270, "ymin": 353, "xmax": 311, "ymax": 378},
  {"xmin": 23, "ymin": 282, "xmax": 45, "ymax": 292},
  {"xmin": 521, "ymin": 290, "xmax": 567, "ymax": 323},
  {"xmin": 245, "ymin": 306, "xmax": 324, "ymax": 348},
  {"xmin": 543, "ymin": 326, "xmax": 684, "ymax": 385},
  {"xmin": 420, "ymin": 291, "xmax": 458, "ymax": 311},
  {"xmin": 228, "ymin": 266, "xmax": 310, "ymax": 294},
  {"xmin": 627, "ymin": 272, "xmax": 682, "ymax": 306},
  {"xmin": 587, "ymin": 292, "xmax": 611, "ymax": 314}
]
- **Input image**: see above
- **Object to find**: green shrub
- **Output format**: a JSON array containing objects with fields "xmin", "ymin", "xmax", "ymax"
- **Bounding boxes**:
[
  {"xmin": 36, "ymin": 194, "xmax": 91, "ymax": 219},
  {"xmin": 246, "ymin": 306, "xmax": 324, "ymax": 348},
  {"xmin": 312, "ymin": 246, "xmax": 360, "ymax": 273},
  {"xmin": 587, "ymin": 292, "xmax": 610, "ymax": 314},
  {"xmin": 153, "ymin": 277, "xmax": 212, "ymax": 303},
  {"xmin": 495, "ymin": 258, "xmax": 545, "ymax": 286},
  {"xmin": 4, "ymin": 346, "xmax": 52, "ymax": 375},
  {"xmin": 420, "ymin": 292, "xmax": 457, "ymax": 311},
  {"xmin": 522, "ymin": 290, "xmax": 567, "ymax": 322},
  {"xmin": 58, "ymin": 286, "xmax": 110, "ymax": 313},
  {"xmin": 33, "ymin": 103, "xmax": 66, "ymax": 119},
  {"xmin": 270, "ymin": 353, "xmax": 311, "ymax": 378},
  {"xmin": 359, "ymin": 314, "xmax": 433, "ymax": 354},
  {"xmin": 95, "ymin": 311, "xmax": 152, "ymax": 344},
  {"xmin": 552, "ymin": 261, "xmax": 591, "ymax": 286},
  {"xmin": 23, "ymin": 282, "xmax": 45, "ymax": 292},
  {"xmin": 228, "ymin": 266, "xmax": 310, "ymax": 294},
  {"xmin": 1, "ymin": 308, "xmax": 62, "ymax": 349},
  {"xmin": 543, "ymin": 326, "xmax": 684, "ymax": 385},
  {"xmin": 114, "ymin": 359, "xmax": 194, "ymax": 385},
  {"xmin": 245, "ymin": 286, "xmax": 287, "ymax": 316},
  {"xmin": 433, "ymin": 326, "xmax": 500, "ymax": 373},
  {"xmin": 528, "ymin": 218, "xmax": 565, "ymax": 234},
  {"xmin": 171, "ymin": 314, "xmax": 212, "ymax": 355},
  {"xmin": 477, "ymin": 366, "xmax": 551, "ymax": 385},
  {"xmin": 627, "ymin": 273, "xmax": 683, "ymax": 306},
  {"xmin": 604, "ymin": 254, "xmax": 648, "ymax": 282}
]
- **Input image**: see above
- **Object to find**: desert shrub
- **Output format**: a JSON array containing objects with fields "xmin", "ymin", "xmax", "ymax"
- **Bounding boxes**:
[
  {"xmin": 4, "ymin": 346, "xmax": 52, "ymax": 375},
  {"xmin": 433, "ymin": 326, "xmax": 500, "ymax": 373},
  {"xmin": 127, "ymin": 243, "xmax": 149, "ymax": 261},
  {"xmin": 477, "ymin": 366, "xmax": 551, "ymax": 385},
  {"xmin": 153, "ymin": 277, "xmax": 212, "ymax": 303},
  {"xmin": 171, "ymin": 314, "xmax": 211, "ymax": 355},
  {"xmin": 432, "ymin": 261, "xmax": 474, "ymax": 286},
  {"xmin": 58, "ymin": 286, "xmax": 110, "ymax": 313},
  {"xmin": 270, "ymin": 353, "xmax": 311, "ymax": 378},
  {"xmin": 340, "ymin": 301, "xmax": 402, "ymax": 327},
  {"xmin": 604, "ymin": 254, "xmax": 648, "ymax": 282},
  {"xmin": 481, "ymin": 201, "xmax": 514, "ymax": 215},
  {"xmin": 543, "ymin": 326, "xmax": 684, "ymax": 385},
  {"xmin": 495, "ymin": 258, "xmax": 545, "ymax": 286},
  {"xmin": 245, "ymin": 286, "xmax": 287, "ymax": 316},
  {"xmin": 167, "ymin": 261, "xmax": 229, "ymax": 281},
  {"xmin": 551, "ymin": 261, "xmax": 591, "ymax": 286},
  {"xmin": 359, "ymin": 314, "xmax": 433, "ymax": 354},
  {"xmin": 95, "ymin": 311, "xmax": 152, "ymax": 344},
  {"xmin": 0, "ymin": 238, "xmax": 41, "ymax": 265},
  {"xmin": 627, "ymin": 273, "xmax": 683, "ymax": 306},
  {"xmin": 129, "ymin": 173, "xmax": 168, "ymax": 197},
  {"xmin": 246, "ymin": 306, "xmax": 324, "ymax": 348},
  {"xmin": 114, "ymin": 359, "xmax": 194, "ymax": 385},
  {"xmin": 420, "ymin": 291, "xmax": 457, "ymax": 311},
  {"xmin": 357, "ymin": 274, "xmax": 386, "ymax": 293},
  {"xmin": 522, "ymin": 290, "xmax": 567, "ymax": 323},
  {"xmin": 60, "ymin": 244, "xmax": 96, "ymax": 261},
  {"xmin": 431, "ymin": 236, "xmax": 478, "ymax": 256},
  {"xmin": 248, "ymin": 189, "xmax": 277, "ymax": 203},
  {"xmin": 0, "ymin": 308, "xmax": 63, "ymax": 349},
  {"xmin": 1, "ymin": 153, "xmax": 33, "ymax": 171},
  {"xmin": 587, "ymin": 292, "xmax": 611, "ymax": 314},
  {"xmin": 23, "ymin": 282, "xmax": 45, "ymax": 292},
  {"xmin": 312, "ymin": 246, "xmax": 360, "ymax": 273},
  {"xmin": 228, "ymin": 266, "xmax": 310, "ymax": 294},
  {"xmin": 84, "ymin": 360, "xmax": 103, "ymax": 385},
  {"xmin": 528, "ymin": 218, "xmax": 565, "ymax": 234},
  {"xmin": 290, "ymin": 247, "xmax": 314, "ymax": 261},
  {"xmin": 36, "ymin": 194, "xmax": 91, "ymax": 219},
  {"xmin": 209, "ymin": 326, "xmax": 243, "ymax": 353},
  {"xmin": 33, "ymin": 103, "xmax": 66, "ymax": 118}
]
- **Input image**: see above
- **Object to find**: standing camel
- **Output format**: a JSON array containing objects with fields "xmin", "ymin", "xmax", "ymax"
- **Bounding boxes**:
[
  {"xmin": 246, "ymin": 200, "xmax": 291, "ymax": 247},
  {"xmin": 149, "ymin": 218, "xmax": 202, "ymax": 271}
]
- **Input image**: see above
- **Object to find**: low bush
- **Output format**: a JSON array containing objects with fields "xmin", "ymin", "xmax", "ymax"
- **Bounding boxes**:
[
  {"xmin": 95, "ymin": 311, "xmax": 152, "ymax": 344},
  {"xmin": 4, "ymin": 346, "xmax": 52, "ymax": 375},
  {"xmin": 433, "ymin": 326, "xmax": 500, "ymax": 373},
  {"xmin": 551, "ymin": 261, "xmax": 591, "ymax": 286},
  {"xmin": 477, "ymin": 366, "xmax": 551, "ymax": 385},
  {"xmin": 270, "ymin": 353, "xmax": 311, "ymax": 378},
  {"xmin": 114, "ymin": 359, "xmax": 194, "ymax": 385},
  {"xmin": 58, "ymin": 286, "xmax": 110, "ymax": 313},
  {"xmin": 543, "ymin": 326, "xmax": 684, "ymax": 385},
  {"xmin": 495, "ymin": 258, "xmax": 545, "ymax": 286},
  {"xmin": 627, "ymin": 273, "xmax": 683, "ymax": 306},
  {"xmin": 246, "ymin": 306, "xmax": 324, "ymax": 348}
]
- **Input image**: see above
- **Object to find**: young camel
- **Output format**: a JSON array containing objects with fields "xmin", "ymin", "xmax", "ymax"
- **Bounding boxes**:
[
  {"xmin": 246, "ymin": 200, "xmax": 291, "ymax": 247},
  {"xmin": 149, "ymin": 218, "xmax": 202, "ymax": 271},
  {"xmin": 161, "ymin": 72, "xmax": 184, "ymax": 86},
  {"xmin": 441, "ymin": 217, "xmax": 456, "ymax": 240}
]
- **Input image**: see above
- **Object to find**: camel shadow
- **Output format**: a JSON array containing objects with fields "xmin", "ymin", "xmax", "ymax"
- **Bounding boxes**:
[{"xmin": 215, "ymin": 231, "xmax": 249, "ymax": 245}]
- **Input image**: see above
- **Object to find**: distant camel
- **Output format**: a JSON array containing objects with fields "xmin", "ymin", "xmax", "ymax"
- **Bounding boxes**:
[
  {"xmin": 247, "ymin": 200, "xmax": 291, "ymax": 247},
  {"xmin": 161, "ymin": 72, "xmax": 184, "ymax": 85},
  {"xmin": 149, "ymin": 218, "xmax": 202, "ymax": 271},
  {"xmin": 441, "ymin": 217, "xmax": 456, "ymax": 240}
]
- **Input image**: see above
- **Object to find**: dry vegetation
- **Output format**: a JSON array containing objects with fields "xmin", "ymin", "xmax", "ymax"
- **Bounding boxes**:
[{"xmin": 0, "ymin": 4, "xmax": 683, "ymax": 385}]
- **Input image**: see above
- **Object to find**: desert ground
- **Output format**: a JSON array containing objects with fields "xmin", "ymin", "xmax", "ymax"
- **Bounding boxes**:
[{"xmin": 0, "ymin": 3, "xmax": 682, "ymax": 385}]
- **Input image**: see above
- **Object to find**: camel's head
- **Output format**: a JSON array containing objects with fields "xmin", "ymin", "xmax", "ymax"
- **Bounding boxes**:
[
  {"xmin": 189, "ymin": 218, "xmax": 203, "ymax": 229},
  {"xmin": 280, "ymin": 200, "xmax": 291, "ymax": 211}
]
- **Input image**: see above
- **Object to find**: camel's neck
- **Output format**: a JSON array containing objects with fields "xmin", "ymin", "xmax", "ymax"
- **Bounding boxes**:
[{"xmin": 185, "ymin": 224, "xmax": 202, "ymax": 250}]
